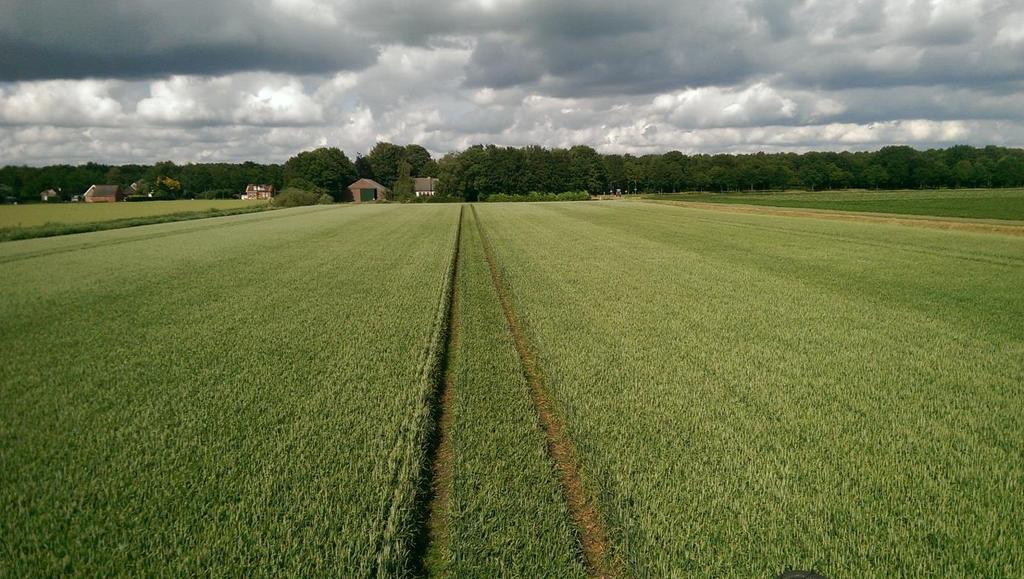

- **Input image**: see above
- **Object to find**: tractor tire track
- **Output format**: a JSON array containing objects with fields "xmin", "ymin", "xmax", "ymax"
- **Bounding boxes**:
[{"xmin": 469, "ymin": 204, "xmax": 619, "ymax": 578}]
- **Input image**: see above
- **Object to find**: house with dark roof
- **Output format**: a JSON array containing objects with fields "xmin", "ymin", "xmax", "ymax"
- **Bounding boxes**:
[
  {"xmin": 83, "ymin": 185, "xmax": 124, "ymax": 203},
  {"xmin": 414, "ymin": 177, "xmax": 439, "ymax": 197},
  {"xmin": 347, "ymin": 178, "xmax": 389, "ymax": 203}
]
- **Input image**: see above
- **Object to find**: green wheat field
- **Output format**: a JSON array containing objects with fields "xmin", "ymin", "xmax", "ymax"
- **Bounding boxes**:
[{"xmin": 2, "ymin": 200, "xmax": 1022, "ymax": 576}]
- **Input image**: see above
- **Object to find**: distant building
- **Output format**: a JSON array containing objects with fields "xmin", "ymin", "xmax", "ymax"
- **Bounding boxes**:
[
  {"xmin": 414, "ymin": 177, "xmax": 439, "ymax": 197},
  {"xmin": 83, "ymin": 185, "xmax": 124, "ymax": 203},
  {"xmin": 40, "ymin": 188, "xmax": 61, "ymax": 202},
  {"xmin": 242, "ymin": 184, "xmax": 275, "ymax": 200},
  {"xmin": 126, "ymin": 181, "xmax": 146, "ymax": 197},
  {"xmin": 347, "ymin": 178, "xmax": 389, "ymax": 203}
]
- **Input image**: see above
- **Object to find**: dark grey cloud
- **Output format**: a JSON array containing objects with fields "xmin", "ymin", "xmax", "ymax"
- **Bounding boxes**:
[
  {"xmin": 463, "ymin": 1, "xmax": 756, "ymax": 97},
  {"xmin": 746, "ymin": 0, "xmax": 804, "ymax": 40},
  {"xmin": 0, "ymin": 37, "xmax": 377, "ymax": 81},
  {"xmin": 5, "ymin": 0, "xmax": 1024, "ymax": 94},
  {"xmin": 0, "ymin": 0, "xmax": 377, "ymax": 81}
]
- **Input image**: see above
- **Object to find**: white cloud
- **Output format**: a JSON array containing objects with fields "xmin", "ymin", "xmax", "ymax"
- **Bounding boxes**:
[
  {"xmin": 137, "ymin": 77, "xmax": 220, "ymax": 124},
  {"xmin": 0, "ymin": 80, "xmax": 123, "ymax": 126},
  {"xmin": 652, "ymin": 83, "xmax": 798, "ymax": 128},
  {"xmin": 235, "ymin": 82, "xmax": 324, "ymax": 125},
  {"xmin": 136, "ymin": 75, "xmax": 323, "ymax": 126}
]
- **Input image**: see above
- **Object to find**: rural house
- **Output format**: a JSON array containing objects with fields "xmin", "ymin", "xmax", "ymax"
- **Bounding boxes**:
[
  {"xmin": 83, "ymin": 185, "xmax": 124, "ymax": 203},
  {"xmin": 414, "ymin": 177, "xmax": 439, "ymax": 197},
  {"xmin": 347, "ymin": 178, "xmax": 389, "ymax": 203},
  {"xmin": 126, "ymin": 181, "xmax": 145, "ymax": 197},
  {"xmin": 40, "ymin": 188, "xmax": 61, "ymax": 202},
  {"xmin": 243, "ymin": 184, "xmax": 275, "ymax": 200}
]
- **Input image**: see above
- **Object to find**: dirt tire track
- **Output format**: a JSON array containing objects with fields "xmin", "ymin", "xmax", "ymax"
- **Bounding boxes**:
[
  {"xmin": 421, "ymin": 210, "xmax": 462, "ymax": 576},
  {"xmin": 469, "ymin": 204, "xmax": 620, "ymax": 578},
  {"xmin": 404, "ymin": 205, "xmax": 462, "ymax": 577}
]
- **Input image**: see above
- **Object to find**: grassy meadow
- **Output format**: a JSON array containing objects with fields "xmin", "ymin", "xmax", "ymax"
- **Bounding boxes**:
[
  {"xmin": 652, "ymin": 188, "xmax": 1024, "ymax": 220},
  {"xmin": 2, "ymin": 198, "xmax": 1021, "ymax": 576}
]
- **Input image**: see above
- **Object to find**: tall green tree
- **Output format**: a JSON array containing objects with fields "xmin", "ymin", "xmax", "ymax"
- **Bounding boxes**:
[
  {"xmin": 284, "ymin": 147, "xmax": 357, "ymax": 201},
  {"xmin": 354, "ymin": 154, "xmax": 375, "ymax": 180},
  {"xmin": 567, "ymin": 145, "xmax": 606, "ymax": 193},
  {"xmin": 393, "ymin": 161, "xmax": 415, "ymax": 202},
  {"xmin": 403, "ymin": 144, "xmax": 438, "ymax": 177},
  {"xmin": 366, "ymin": 142, "xmax": 407, "ymax": 189}
]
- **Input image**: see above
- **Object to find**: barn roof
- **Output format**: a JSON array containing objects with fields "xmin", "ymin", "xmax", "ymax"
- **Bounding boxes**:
[
  {"xmin": 87, "ymin": 185, "xmax": 121, "ymax": 196},
  {"xmin": 348, "ymin": 178, "xmax": 389, "ymax": 191}
]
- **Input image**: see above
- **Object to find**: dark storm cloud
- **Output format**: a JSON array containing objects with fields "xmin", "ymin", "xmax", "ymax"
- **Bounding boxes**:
[
  {"xmin": 5, "ymin": 0, "xmax": 1024, "ymax": 95},
  {"xmin": 463, "ymin": 0, "xmax": 756, "ymax": 96},
  {"xmin": 0, "ymin": 0, "xmax": 377, "ymax": 81},
  {"xmin": 0, "ymin": 37, "xmax": 377, "ymax": 81}
]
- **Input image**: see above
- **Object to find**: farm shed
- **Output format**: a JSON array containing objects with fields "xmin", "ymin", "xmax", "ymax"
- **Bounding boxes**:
[
  {"xmin": 40, "ymin": 189, "xmax": 61, "ymax": 202},
  {"xmin": 83, "ymin": 185, "xmax": 124, "ymax": 203},
  {"xmin": 347, "ymin": 178, "xmax": 389, "ymax": 203},
  {"xmin": 243, "ymin": 184, "xmax": 275, "ymax": 200},
  {"xmin": 414, "ymin": 177, "xmax": 439, "ymax": 197}
]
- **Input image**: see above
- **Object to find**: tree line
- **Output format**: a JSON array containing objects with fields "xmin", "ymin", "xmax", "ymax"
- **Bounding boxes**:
[
  {"xmin": 436, "ymin": 144, "xmax": 1024, "ymax": 201},
  {"xmin": 2, "ymin": 144, "xmax": 1023, "ymax": 203}
]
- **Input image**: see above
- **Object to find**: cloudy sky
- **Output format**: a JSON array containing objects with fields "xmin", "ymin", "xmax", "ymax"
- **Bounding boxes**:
[{"xmin": 1, "ymin": 0, "xmax": 1023, "ymax": 165}]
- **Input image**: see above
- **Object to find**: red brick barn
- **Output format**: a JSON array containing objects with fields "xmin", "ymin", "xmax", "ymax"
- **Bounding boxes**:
[
  {"xmin": 83, "ymin": 185, "xmax": 124, "ymax": 203},
  {"xmin": 347, "ymin": 179, "xmax": 389, "ymax": 203}
]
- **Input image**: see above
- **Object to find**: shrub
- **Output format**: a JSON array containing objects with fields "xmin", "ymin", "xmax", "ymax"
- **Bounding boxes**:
[
  {"xmin": 412, "ymin": 194, "xmax": 464, "ymax": 204},
  {"xmin": 317, "ymin": 193, "xmax": 334, "ymax": 205},
  {"xmin": 482, "ymin": 191, "xmax": 591, "ymax": 202},
  {"xmin": 284, "ymin": 178, "xmax": 328, "ymax": 197},
  {"xmin": 272, "ymin": 187, "xmax": 323, "ymax": 207}
]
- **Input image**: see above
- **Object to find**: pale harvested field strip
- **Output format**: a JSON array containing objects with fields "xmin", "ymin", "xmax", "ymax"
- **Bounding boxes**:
[
  {"xmin": 470, "ymin": 204, "xmax": 617, "ymax": 578},
  {"xmin": 0, "ymin": 204, "xmax": 333, "ymax": 264},
  {"xmin": 642, "ymin": 198, "xmax": 1024, "ymax": 236}
]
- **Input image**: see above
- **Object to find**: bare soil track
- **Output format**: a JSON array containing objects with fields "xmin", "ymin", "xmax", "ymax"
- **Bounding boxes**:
[{"xmin": 469, "ymin": 205, "xmax": 619, "ymax": 578}]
